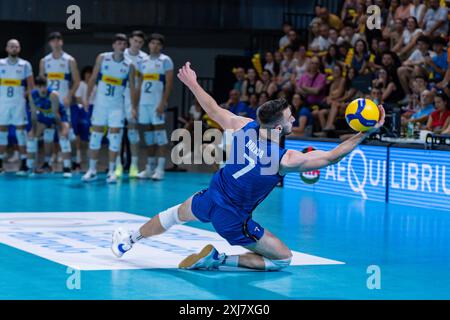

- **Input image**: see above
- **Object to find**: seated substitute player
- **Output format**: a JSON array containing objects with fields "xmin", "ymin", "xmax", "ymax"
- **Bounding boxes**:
[
  {"xmin": 27, "ymin": 76, "xmax": 72, "ymax": 177},
  {"xmin": 82, "ymin": 34, "xmax": 137, "ymax": 184},
  {"xmin": 0, "ymin": 39, "xmax": 34, "ymax": 175},
  {"xmin": 111, "ymin": 62, "xmax": 385, "ymax": 271}
]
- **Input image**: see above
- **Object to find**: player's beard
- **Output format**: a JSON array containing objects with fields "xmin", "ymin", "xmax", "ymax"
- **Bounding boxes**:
[{"xmin": 9, "ymin": 53, "xmax": 18, "ymax": 58}]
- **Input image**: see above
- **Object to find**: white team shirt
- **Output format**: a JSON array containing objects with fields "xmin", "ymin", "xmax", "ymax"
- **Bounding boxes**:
[
  {"xmin": 42, "ymin": 52, "xmax": 74, "ymax": 102},
  {"xmin": 94, "ymin": 52, "xmax": 132, "ymax": 107},
  {"xmin": 124, "ymin": 48, "xmax": 148, "ymax": 106},
  {"xmin": 137, "ymin": 53, "xmax": 173, "ymax": 106},
  {"xmin": 0, "ymin": 57, "xmax": 33, "ymax": 106}
]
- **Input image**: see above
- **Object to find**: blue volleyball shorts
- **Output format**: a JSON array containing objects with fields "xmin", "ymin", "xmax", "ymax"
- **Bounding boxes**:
[{"xmin": 191, "ymin": 189, "xmax": 265, "ymax": 246}]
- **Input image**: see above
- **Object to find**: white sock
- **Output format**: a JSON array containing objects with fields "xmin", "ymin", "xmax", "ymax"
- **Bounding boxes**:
[
  {"xmin": 63, "ymin": 159, "xmax": 71, "ymax": 168},
  {"xmin": 147, "ymin": 157, "xmax": 156, "ymax": 171},
  {"xmin": 157, "ymin": 157, "xmax": 166, "ymax": 171},
  {"xmin": 89, "ymin": 159, "xmax": 97, "ymax": 172},
  {"xmin": 27, "ymin": 158, "xmax": 34, "ymax": 169},
  {"xmin": 131, "ymin": 156, "xmax": 138, "ymax": 167},
  {"xmin": 129, "ymin": 230, "xmax": 143, "ymax": 244},
  {"xmin": 20, "ymin": 154, "xmax": 27, "ymax": 160},
  {"xmin": 115, "ymin": 156, "xmax": 122, "ymax": 166},
  {"xmin": 221, "ymin": 255, "xmax": 239, "ymax": 267},
  {"xmin": 108, "ymin": 162, "xmax": 115, "ymax": 173}
]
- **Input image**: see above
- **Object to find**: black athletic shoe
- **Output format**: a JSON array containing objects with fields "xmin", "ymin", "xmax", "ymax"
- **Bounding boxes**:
[
  {"xmin": 16, "ymin": 159, "xmax": 29, "ymax": 176},
  {"xmin": 40, "ymin": 162, "xmax": 53, "ymax": 173},
  {"xmin": 72, "ymin": 161, "xmax": 81, "ymax": 171},
  {"xmin": 63, "ymin": 167, "xmax": 72, "ymax": 178}
]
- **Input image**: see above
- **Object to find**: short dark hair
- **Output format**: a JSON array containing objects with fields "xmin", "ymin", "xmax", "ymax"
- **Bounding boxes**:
[
  {"xmin": 433, "ymin": 36, "xmax": 447, "ymax": 46},
  {"xmin": 416, "ymin": 35, "xmax": 430, "ymax": 46},
  {"xmin": 35, "ymin": 75, "xmax": 47, "ymax": 86},
  {"xmin": 256, "ymin": 98, "xmax": 290, "ymax": 126},
  {"xmin": 48, "ymin": 31, "xmax": 62, "ymax": 41},
  {"xmin": 435, "ymin": 91, "xmax": 449, "ymax": 104},
  {"xmin": 113, "ymin": 33, "xmax": 128, "ymax": 43},
  {"xmin": 81, "ymin": 66, "xmax": 93, "ymax": 81},
  {"xmin": 149, "ymin": 33, "xmax": 165, "ymax": 45},
  {"xmin": 130, "ymin": 30, "xmax": 146, "ymax": 41}
]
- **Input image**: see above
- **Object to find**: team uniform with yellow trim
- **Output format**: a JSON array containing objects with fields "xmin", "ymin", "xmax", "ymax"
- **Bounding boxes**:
[
  {"xmin": 124, "ymin": 48, "xmax": 147, "ymax": 122},
  {"xmin": 91, "ymin": 52, "xmax": 132, "ymax": 128},
  {"xmin": 0, "ymin": 58, "xmax": 32, "ymax": 126},
  {"xmin": 137, "ymin": 53, "xmax": 173, "ymax": 125},
  {"xmin": 42, "ymin": 52, "xmax": 74, "ymax": 107}
]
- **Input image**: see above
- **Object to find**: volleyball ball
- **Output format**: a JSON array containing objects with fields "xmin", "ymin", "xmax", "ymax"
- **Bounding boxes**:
[{"xmin": 345, "ymin": 98, "xmax": 380, "ymax": 132}]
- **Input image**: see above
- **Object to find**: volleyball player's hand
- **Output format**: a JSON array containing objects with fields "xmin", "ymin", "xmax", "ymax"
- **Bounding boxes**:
[
  {"xmin": 366, "ymin": 104, "xmax": 385, "ymax": 135},
  {"xmin": 177, "ymin": 62, "xmax": 197, "ymax": 88}
]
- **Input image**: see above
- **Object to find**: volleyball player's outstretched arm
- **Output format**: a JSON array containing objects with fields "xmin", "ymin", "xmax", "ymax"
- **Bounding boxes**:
[
  {"xmin": 280, "ymin": 105, "xmax": 385, "ymax": 174},
  {"xmin": 177, "ymin": 62, "xmax": 252, "ymax": 131}
]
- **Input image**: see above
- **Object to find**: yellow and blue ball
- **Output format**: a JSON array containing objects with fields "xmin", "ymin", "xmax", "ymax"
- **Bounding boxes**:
[{"xmin": 345, "ymin": 98, "xmax": 380, "ymax": 132}]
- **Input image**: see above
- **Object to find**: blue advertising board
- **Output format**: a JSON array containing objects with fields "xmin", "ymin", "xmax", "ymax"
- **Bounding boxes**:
[
  {"xmin": 284, "ymin": 139, "xmax": 450, "ymax": 210},
  {"xmin": 388, "ymin": 147, "xmax": 450, "ymax": 211},
  {"xmin": 284, "ymin": 140, "xmax": 388, "ymax": 202}
]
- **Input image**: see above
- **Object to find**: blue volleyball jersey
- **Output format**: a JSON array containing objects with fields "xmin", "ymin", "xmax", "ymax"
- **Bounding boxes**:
[
  {"xmin": 31, "ymin": 88, "xmax": 66, "ymax": 119},
  {"xmin": 209, "ymin": 120, "xmax": 287, "ymax": 215}
]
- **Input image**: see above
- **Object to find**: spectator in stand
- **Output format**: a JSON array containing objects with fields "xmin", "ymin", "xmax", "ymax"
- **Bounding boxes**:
[
  {"xmin": 260, "ymin": 70, "xmax": 278, "ymax": 99},
  {"xmin": 323, "ymin": 44, "xmax": 340, "ymax": 71},
  {"xmin": 309, "ymin": 21, "xmax": 323, "ymax": 51},
  {"xmin": 296, "ymin": 55, "xmax": 327, "ymax": 109},
  {"xmin": 410, "ymin": 0, "xmax": 427, "ymax": 27},
  {"xmin": 372, "ymin": 68, "xmax": 399, "ymax": 103},
  {"xmin": 341, "ymin": 0, "xmax": 358, "ymax": 22},
  {"xmin": 179, "ymin": 98, "xmax": 205, "ymax": 132},
  {"xmin": 233, "ymin": 67, "xmax": 246, "ymax": 94},
  {"xmin": 318, "ymin": 6, "xmax": 344, "ymax": 31},
  {"xmin": 352, "ymin": 39, "xmax": 371, "ymax": 75},
  {"xmin": 318, "ymin": 64, "xmax": 347, "ymax": 131},
  {"xmin": 397, "ymin": 35, "xmax": 434, "ymax": 103},
  {"xmin": 383, "ymin": 0, "xmax": 400, "ymax": 39},
  {"xmin": 311, "ymin": 23, "xmax": 331, "ymax": 52},
  {"xmin": 328, "ymin": 28, "xmax": 342, "ymax": 46},
  {"xmin": 426, "ymin": 92, "xmax": 450, "ymax": 132},
  {"xmin": 278, "ymin": 45, "xmax": 297, "ymax": 92},
  {"xmin": 424, "ymin": 36, "xmax": 448, "ymax": 84},
  {"xmin": 291, "ymin": 44, "xmax": 310, "ymax": 86},
  {"xmin": 340, "ymin": 21, "xmax": 363, "ymax": 46},
  {"xmin": 291, "ymin": 93, "xmax": 313, "ymax": 136},
  {"xmin": 222, "ymin": 89, "xmax": 247, "ymax": 116},
  {"xmin": 392, "ymin": 16, "xmax": 423, "ymax": 58},
  {"xmin": 258, "ymin": 91, "xmax": 269, "ymax": 105},
  {"xmin": 395, "ymin": 0, "xmax": 412, "ymax": 21},
  {"xmin": 332, "ymin": 67, "xmax": 359, "ymax": 108},
  {"xmin": 389, "ymin": 18, "xmax": 405, "ymax": 49},
  {"xmin": 402, "ymin": 89, "xmax": 435, "ymax": 128},
  {"xmin": 241, "ymin": 68, "xmax": 263, "ymax": 102},
  {"xmin": 264, "ymin": 51, "xmax": 278, "ymax": 76},
  {"xmin": 422, "ymin": 0, "xmax": 448, "ymax": 37},
  {"xmin": 279, "ymin": 22, "xmax": 293, "ymax": 50},
  {"xmin": 367, "ymin": 85, "xmax": 383, "ymax": 106},
  {"xmin": 287, "ymin": 29, "xmax": 301, "ymax": 51},
  {"xmin": 375, "ymin": 0, "xmax": 390, "ymax": 27},
  {"xmin": 436, "ymin": 39, "xmax": 450, "ymax": 96},
  {"xmin": 245, "ymin": 93, "xmax": 259, "ymax": 120}
]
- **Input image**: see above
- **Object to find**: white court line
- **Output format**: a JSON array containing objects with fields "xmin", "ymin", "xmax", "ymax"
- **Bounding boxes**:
[{"xmin": 0, "ymin": 211, "xmax": 344, "ymax": 270}]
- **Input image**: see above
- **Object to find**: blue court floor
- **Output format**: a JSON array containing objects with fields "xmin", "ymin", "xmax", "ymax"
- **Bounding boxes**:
[{"xmin": 0, "ymin": 171, "xmax": 449, "ymax": 299}]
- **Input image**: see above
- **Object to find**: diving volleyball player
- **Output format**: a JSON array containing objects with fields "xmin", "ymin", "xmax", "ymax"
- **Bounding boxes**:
[{"xmin": 111, "ymin": 62, "xmax": 385, "ymax": 271}]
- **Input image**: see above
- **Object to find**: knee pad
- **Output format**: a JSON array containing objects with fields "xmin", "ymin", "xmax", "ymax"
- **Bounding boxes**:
[
  {"xmin": 128, "ymin": 129, "xmax": 140, "ymax": 145},
  {"xmin": 89, "ymin": 131, "xmax": 103, "ymax": 150},
  {"xmin": 15, "ymin": 129, "xmax": 26, "ymax": 147},
  {"xmin": 154, "ymin": 129, "xmax": 168, "ymax": 146},
  {"xmin": 59, "ymin": 137, "xmax": 72, "ymax": 153},
  {"xmin": 43, "ymin": 128, "xmax": 55, "ymax": 144},
  {"xmin": 144, "ymin": 131, "xmax": 155, "ymax": 146},
  {"xmin": 158, "ymin": 204, "xmax": 184, "ymax": 230},
  {"xmin": 108, "ymin": 132, "xmax": 121, "ymax": 152},
  {"xmin": 0, "ymin": 131, "xmax": 8, "ymax": 146},
  {"xmin": 26, "ymin": 138, "xmax": 38, "ymax": 153},
  {"xmin": 263, "ymin": 257, "xmax": 292, "ymax": 271}
]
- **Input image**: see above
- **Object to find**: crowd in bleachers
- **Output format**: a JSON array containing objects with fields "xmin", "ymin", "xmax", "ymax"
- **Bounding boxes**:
[{"xmin": 224, "ymin": 0, "xmax": 450, "ymax": 138}]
